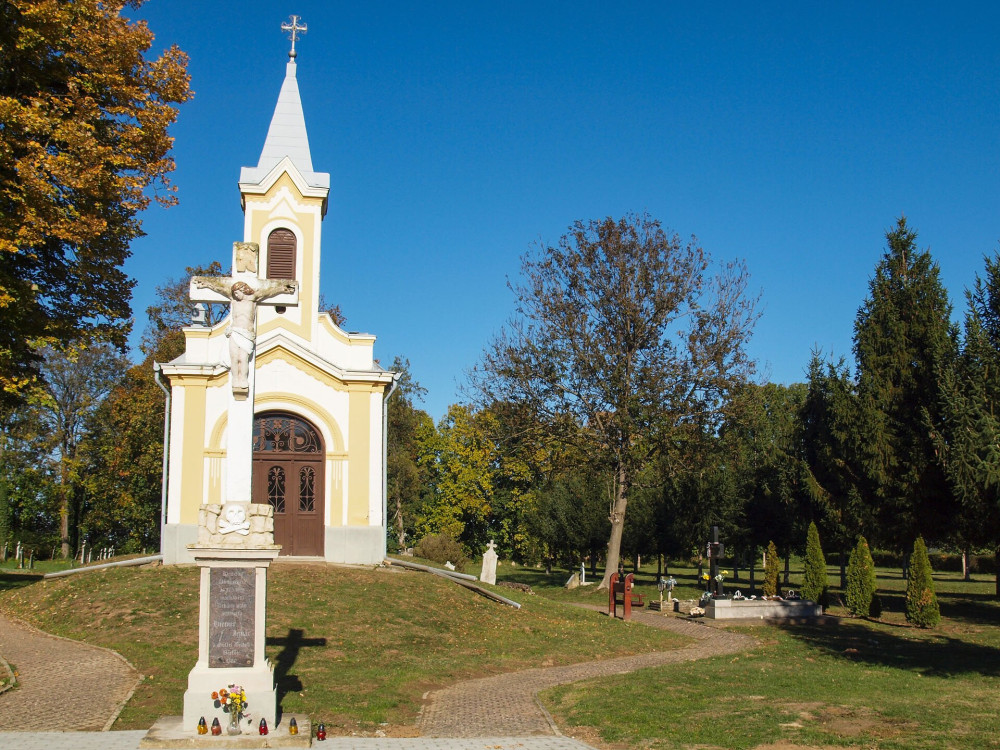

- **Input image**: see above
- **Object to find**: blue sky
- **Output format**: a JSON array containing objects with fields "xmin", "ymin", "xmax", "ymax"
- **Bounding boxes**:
[{"xmin": 127, "ymin": 2, "xmax": 1000, "ymax": 421}]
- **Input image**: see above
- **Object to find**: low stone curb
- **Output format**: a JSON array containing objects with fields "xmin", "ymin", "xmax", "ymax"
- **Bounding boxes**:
[{"xmin": 0, "ymin": 652, "xmax": 15, "ymax": 696}]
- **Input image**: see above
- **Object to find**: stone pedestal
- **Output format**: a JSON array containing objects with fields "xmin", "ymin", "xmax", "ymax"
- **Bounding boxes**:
[
  {"xmin": 705, "ymin": 597, "xmax": 823, "ymax": 620},
  {"xmin": 180, "ymin": 528, "xmax": 281, "ymax": 734}
]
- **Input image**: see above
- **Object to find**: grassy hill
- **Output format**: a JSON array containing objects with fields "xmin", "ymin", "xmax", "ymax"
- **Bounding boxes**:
[{"xmin": 0, "ymin": 561, "xmax": 687, "ymax": 733}]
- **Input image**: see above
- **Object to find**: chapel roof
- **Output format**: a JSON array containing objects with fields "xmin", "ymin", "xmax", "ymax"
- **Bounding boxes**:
[{"xmin": 239, "ymin": 60, "xmax": 330, "ymax": 190}]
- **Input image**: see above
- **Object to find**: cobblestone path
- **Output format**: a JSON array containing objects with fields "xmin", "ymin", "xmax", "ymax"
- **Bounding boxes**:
[
  {"xmin": 0, "ymin": 611, "xmax": 141, "ymax": 731},
  {"xmin": 417, "ymin": 609, "xmax": 754, "ymax": 737}
]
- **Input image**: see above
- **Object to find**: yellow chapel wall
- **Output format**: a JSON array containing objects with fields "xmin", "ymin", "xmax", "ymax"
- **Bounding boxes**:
[{"xmin": 243, "ymin": 172, "xmax": 325, "ymax": 343}]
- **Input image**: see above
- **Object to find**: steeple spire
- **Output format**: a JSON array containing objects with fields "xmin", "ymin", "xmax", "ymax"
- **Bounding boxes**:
[
  {"xmin": 239, "ymin": 16, "xmax": 329, "ymax": 194},
  {"xmin": 256, "ymin": 57, "xmax": 314, "ymax": 174}
]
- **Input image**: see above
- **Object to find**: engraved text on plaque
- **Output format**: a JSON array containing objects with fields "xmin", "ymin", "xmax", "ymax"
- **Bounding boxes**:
[{"xmin": 209, "ymin": 567, "xmax": 255, "ymax": 667}]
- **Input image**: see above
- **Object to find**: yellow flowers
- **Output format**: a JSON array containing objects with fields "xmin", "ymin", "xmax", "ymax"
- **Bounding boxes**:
[{"xmin": 210, "ymin": 684, "xmax": 248, "ymax": 716}]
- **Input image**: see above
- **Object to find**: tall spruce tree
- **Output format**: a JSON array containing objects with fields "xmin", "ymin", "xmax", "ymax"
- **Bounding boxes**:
[
  {"xmin": 934, "ymin": 253, "xmax": 1000, "ymax": 597},
  {"xmin": 853, "ymin": 218, "xmax": 957, "ymax": 551},
  {"xmin": 801, "ymin": 352, "xmax": 869, "ymax": 587}
]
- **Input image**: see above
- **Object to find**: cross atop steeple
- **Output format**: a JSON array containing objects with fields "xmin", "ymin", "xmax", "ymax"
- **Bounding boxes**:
[{"xmin": 281, "ymin": 15, "xmax": 307, "ymax": 59}]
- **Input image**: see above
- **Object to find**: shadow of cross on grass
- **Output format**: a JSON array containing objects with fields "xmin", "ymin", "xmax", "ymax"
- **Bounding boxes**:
[{"xmin": 267, "ymin": 628, "xmax": 326, "ymax": 706}]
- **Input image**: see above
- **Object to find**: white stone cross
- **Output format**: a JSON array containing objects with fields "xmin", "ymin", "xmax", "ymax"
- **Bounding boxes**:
[{"xmin": 189, "ymin": 241, "xmax": 298, "ymax": 508}]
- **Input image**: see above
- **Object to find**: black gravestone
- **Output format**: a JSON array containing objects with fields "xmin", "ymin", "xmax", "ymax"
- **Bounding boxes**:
[{"xmin": 209, "ymin": 567, "xmax": 255, "ymax": 667}]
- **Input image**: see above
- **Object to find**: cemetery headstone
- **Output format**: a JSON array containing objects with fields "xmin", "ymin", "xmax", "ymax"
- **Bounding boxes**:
[{"xmin": 480, "ymin": 540, "xmax": 498, "ymax": 585}]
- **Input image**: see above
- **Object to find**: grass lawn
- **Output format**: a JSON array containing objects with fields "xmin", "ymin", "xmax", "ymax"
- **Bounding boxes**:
[
  {"xmin": 1, "ymin": 551, "xmax": 997, "ymax": 748},
  {"xmin": 537, "ymin": 561, "xmax": 1000, "ymax": 750},
  {"xmin": 0, "ymin": 560, "xmax": 687, "ymax": 733}
]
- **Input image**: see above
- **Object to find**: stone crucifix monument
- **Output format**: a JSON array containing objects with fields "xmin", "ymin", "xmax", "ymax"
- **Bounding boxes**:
[{"xmin": 175, "ymin": 241, "xmax": 299, "ymax": 737}]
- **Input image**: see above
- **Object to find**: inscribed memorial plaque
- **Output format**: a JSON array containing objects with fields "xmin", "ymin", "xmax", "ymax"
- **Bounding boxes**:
[{"xmin": 209, "ymin": 567, "xmax": 255, "ymax": 667}]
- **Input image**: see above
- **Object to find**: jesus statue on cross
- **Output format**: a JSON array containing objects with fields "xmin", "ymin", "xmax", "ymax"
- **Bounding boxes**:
[
  {"xmin": 189, "ymin": 241, "xmax": 298, "ymax": 509},
  {"xmin": 190, "ymin": 242, "xmax": 297, "ymax": 398}
]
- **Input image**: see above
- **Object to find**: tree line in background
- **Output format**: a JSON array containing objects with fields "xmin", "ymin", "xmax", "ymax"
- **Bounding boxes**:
[
  {"xmin": 3, "ymin": 214, "xmax": 1000, "ymax": 602},
  {"xmin": 388, "ymin": 216, "xmax": 1000, "ymax": 597},
  {"xmin": 3, "ymin": 207, "xmax": 999, "ymax": 602}
]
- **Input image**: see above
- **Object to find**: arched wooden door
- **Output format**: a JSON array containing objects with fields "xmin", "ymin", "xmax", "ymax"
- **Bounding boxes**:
[{"xmin": 252, "ymin": 412, "xmax": 325, "ymax": 556}]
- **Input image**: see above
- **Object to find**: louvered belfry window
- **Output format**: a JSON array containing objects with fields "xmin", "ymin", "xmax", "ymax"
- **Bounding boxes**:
[{"xmin": 266, "ymin": 228, "xmax": 296, "ymax": 279}]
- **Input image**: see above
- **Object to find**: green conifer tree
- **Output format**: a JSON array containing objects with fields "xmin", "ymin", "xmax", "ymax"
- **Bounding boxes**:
[
  {"xmin": 801, "ymin": 521, "xmax": 828, "ymax": 606},
  {"xmin": 854, "ymin": 218, "xmax": 958, "ymax": 551},
  {"xmin": 845, "ymin": 535, "xmax": 877, "ymax": 617},
  {"xmin": 933, "ymin": 253, "xmax": 1000, "ymax": 598},
  {"xmin": 764, "ymin": 540, "xmax": 780, "ymax": 596},
  {"xmin": 905, "ymin": 536, "xmax": 940, "ymax": 627}
]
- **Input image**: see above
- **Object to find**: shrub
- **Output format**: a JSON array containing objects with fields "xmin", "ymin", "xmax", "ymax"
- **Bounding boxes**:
[
  {"xmin": 845, "ymin": 536, "xmax": 877, "ymax": 617},
  {"xmin": 763, "ymin": 540, "xmax": 780, "ymax": 597},
  {"xmin": 800, "ymin": 522, "xmax": 828, "ymax": 607},
  {"xmin": 414, "ymin": 534, "xmax": 469, "ymax": 572},
  {"xmin": 906, "ymin": 536, "xmax": 940, "ymax": 627}
]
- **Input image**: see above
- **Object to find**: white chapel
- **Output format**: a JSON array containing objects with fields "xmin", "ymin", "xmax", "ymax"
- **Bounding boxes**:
[{"xmin": 157, "ymin": 47, "xmax": 396, "ymax": 565}]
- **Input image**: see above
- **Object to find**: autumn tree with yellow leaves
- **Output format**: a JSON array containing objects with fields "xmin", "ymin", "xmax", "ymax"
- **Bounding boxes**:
[{"xmin": 0, "ymin": 0, "xmax": 191, "ymax": 404}]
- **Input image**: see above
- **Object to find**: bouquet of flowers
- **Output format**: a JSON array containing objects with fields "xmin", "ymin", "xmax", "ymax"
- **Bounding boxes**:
[{"xmin": 212, "ymin": 684, "xmax": 250, "ymax": 721}]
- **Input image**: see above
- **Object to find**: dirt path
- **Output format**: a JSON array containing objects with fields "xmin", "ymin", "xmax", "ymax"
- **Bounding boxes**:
[
  {"xmin": 0, "ymin": 610, "xmax": 141, "ymax": 730},
  {"xmin": 417, "ymin": 609, "xmax": 754, "ymax": 737}
]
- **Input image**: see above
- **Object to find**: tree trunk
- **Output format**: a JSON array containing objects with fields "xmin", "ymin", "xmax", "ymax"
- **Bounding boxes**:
[
  {"xmin": 963, "ymin": 547, "xmax": 971, "ymax": 582},
  {"xmin": 783, "ymin": 554, "xmax": 790, "ymax": 586},
  {"xmin": 598, "ymin": 472, "xmax": 628, "ymax": 591},
  {"xmin": 59, "ymin": 459, "xmax": 70, "ymax": 559},
  {"xmin": 839, "ymin": 549, "xmax": 847, "ymax": 590},
  {"xmin": 749, "ymin": 546, "xmax": 756, "ymax": 596},
  {"xmin": 995, "ymin": 546, "xmax": 999, "ymax": 599},
  {"xmin": 394, "ymin": 496, "xmax": 406, "ymax": 549}
]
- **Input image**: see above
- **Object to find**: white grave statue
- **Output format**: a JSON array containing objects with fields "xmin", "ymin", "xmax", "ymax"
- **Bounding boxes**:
[{"xmin": 480, "ymin": 539, "xmax": 498, "ymax": 585}]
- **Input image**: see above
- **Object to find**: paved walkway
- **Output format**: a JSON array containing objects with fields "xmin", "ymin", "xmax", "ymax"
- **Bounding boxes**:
[
  {"xmin": 0, "ymin": 606, "xmax": 752, "ymax": 749},
  {"xmin": 418, "ymin": 608, "xmax": 753, "ymax": 737},
  {"xmin": 0, "ymin": 611, "xmax": 141, "ymax": 731},
  {"xmin": 0, "ymin": 735, "xmax": 594, "ymax": 750}
]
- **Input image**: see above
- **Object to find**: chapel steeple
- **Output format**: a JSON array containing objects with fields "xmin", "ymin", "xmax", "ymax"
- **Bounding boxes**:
[{"xmin": 238, "ymin": 17, "xmax": 329, "ymax": 200}]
